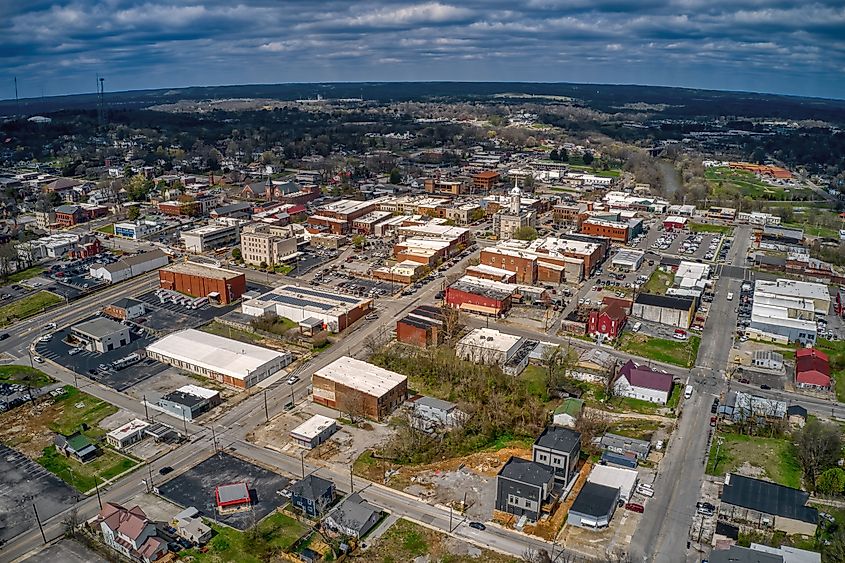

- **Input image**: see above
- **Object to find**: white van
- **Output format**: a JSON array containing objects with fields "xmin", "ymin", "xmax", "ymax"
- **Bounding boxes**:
[
  {"xmin": 684, "ymin": 385, "xmax": 693, "ymax": 399},
  {"xmin": 726, "ymin": 292, "xmax": 734, "ymax": 301}
]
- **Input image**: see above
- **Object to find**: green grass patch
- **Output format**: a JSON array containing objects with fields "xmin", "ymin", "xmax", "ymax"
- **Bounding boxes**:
[
  {"xmin": 249, "ymin": 314, "xmax": 296, "ymax": 337},
  {"xmin": 705, "ymin": 167, "xmax": 793, "ymax": 201},
  {"xmin": 275, "ymin": 264, "xmax": 294, "ymax": 275},
  {"xmin": 520, "ymin": 364, "xmax": 550, "ymax": 402},
  {"xmin": 618, "ymin": 333, "xmax": 700, "ymax": 368},
  {"xmin": 49, "ymin": 386, "xmax": 118, "ymax": 440},
  {"xmin": 0, "ymin": 290, "xmax": 63, "ymax": 327},
  {"xmin": 3, "ymin": 266, "xmax": 45, "ymax": 284},
  {"xmin": 37, "ymin": 445, "xmax": 138, "ymax": 492},
  {"xmin": 642, "ymin": 269, "xmax": 674, "ymax": 294},
  {"xmin": 353, "ymin": 518, "xmax": 516, "ymax": 563},
  {"xmin": 181, "ymin": 512, "xmax": 308, "ymax": 563},
  {"xmin": 0, "ymin": 365, "xmax": 53, "ymax": 388},
  {"xmin": 567, "ymin": 164, "xmax": 621, "ymax": 178},
  {"xmin": 607, "ymin": 419, "xmax": 662, "ymax": 441},
  {"xmin": 200, "ymin": 321, "xmax": 263, "ymax": 344},
  {"xmin": 96, "ymin": 223, "xmax": 115, "ymax": 235},
  {"xmin": 706, "ymin": 431, "xmax": 802, "ymax": 489},
  {"xmin": 688, "ymin": 222, "xmax": 733, "ymax": 235}
]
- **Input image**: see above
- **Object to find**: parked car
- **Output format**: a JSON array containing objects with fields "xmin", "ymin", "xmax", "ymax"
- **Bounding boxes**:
[
  {"xmin": 625, "ymin": 503, "xmax": 645, "ymax": 513},
  {"xmin": 33, "ymin": 356, "xmax": 44, "ymax": 363},
  {"xmin": 760, "ymin": 384, "xmax": 772, "ymax": 390},
  {"xmin": 286, "ymin": 375, "xmax": 300, "ymax": 385},
  {"xmin": 0, "ymin": 333, "xmax": 9, "ymax": 341},
  {"xmin": 159, "ymin": 466, "xmax": 174, "ymax": 475},
  {"xmin": 468, "ymin": 521, "xmax": 486, "ymax": 531}
]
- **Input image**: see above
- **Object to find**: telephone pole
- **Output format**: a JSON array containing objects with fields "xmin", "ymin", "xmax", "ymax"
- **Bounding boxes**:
[
  {"xmin": 264, "ymin": 389, "xmax": 269, "ymax": 422},
  {"xmin": 32, "ymin": 503, "xmax": 47, "ymax": 544}
]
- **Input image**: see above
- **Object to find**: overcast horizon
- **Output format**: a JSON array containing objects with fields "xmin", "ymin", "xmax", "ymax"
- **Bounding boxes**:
[{"xmin": 3, "ymin": 1, "xmax": 844, "ymax": 101}]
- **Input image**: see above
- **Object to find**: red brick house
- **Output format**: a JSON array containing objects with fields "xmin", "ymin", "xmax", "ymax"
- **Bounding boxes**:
[
  {"xmin": 54, "ymin": 204, "xmax": 87, "ymax": 227},
  {"xmin": 588, "ymin": 303, "xmax": 628, "ymax": 340}
]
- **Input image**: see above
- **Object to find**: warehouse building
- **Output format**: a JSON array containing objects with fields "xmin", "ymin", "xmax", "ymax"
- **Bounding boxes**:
[
  {"xmin": 611, "ymin": 249, "xmax": 644, "ymax": 272},
  {"xmin": 312, "ymin": 356, "xmax": 408, "ymax": 421},
  {"xmin": 159, "ymin": 262, "xmax": 246, "ymax": 305},
  {"xmin": 396, "ymin": 305, "xmax": 445, "ymax": 348},
  {"xmin": 445, "ymin": 276, "xmax": 513, "ymax": 316},
  {"xmin": 89, "ymin": 249, "xmax": 169, "ymax": 284},
  {"xmin": 750, "ymin": 279, "xmax": 829, "ymax": 345},
  {"xmin": 632, "ymin": 293, "xmax": 695, "ymax": 329},
  {"xmin": 71, "ymin": 317, "xmax": 131, "ymax": 353},
  {"xmin": 290, "ymin": 414, "xmax": 338, "ymax": 449},
  {"xmin": 145, "ymin": 329, "xmax": 292, "ymax": 389},
  {"xmin": 242, "ymin": 285, "xmax": 372, "ymax": 333},
  {"xmin": 456, "ymin": 327, "xmax": 537, "ymax": 375}
]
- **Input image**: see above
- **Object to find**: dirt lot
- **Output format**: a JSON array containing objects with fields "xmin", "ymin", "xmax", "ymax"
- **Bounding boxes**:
[{"xmin": 248, "ymin": 402, "xmax": 394, "ymax": 465}]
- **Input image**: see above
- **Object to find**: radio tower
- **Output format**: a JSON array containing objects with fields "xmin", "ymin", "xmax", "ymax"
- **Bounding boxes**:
[{"xmin": 96, "ymin": 74, "xmax": 106, "ymax": 128}]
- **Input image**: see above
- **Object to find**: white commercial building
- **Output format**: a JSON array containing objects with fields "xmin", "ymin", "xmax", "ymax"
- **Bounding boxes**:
[
  {"xmin": 181, "ymin": 220, "xmax": 244, "ymax": 253},
  {"xmin": 145, "ymin": 329, "xmax": 292, "ymax": 389},
  {"xmin": 611, "ymin": 249, "xmax": 644, "ymax": 272},
  {"xmin": 16, "ymin": 233, "xmax": 80, "ymax": 261},
  {"xmin": 750, "ymin": 279, "xmax": 830, "ymax": 345},
  {"xmin": 242, "ymin": 285, "xmax": 372, "ymax": 333},
  {"xmin": 89, "ymin": 249, "xmax": 170, "ymax": 284},
  {"xmin": 290, "ymin": 414, "xmax": 338, "ymax": 449},
  {"xmin": 106, "ymin": 418, "xmax": 150, "ymax": 450},
  {"xmin": 114, "ymin": 220, "xmax": 163, "ymax": 240},
  {"xmin": 455, "ymin": 327, "xmax": 537, "ymax": 375},
  {"xmin": 587, "ymin": 465, "xmax": 639, "ymax": 503}
]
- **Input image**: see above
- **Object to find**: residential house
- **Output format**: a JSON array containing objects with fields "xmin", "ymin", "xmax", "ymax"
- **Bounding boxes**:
[
  {"xmin": 495, "ymin": 457, "xmax": 556, "ymax": 523},
  {"xmin": 532, "ymin": 425, "xmax": 581, "ymax": 485},
  {"xmin": 719, "ymin": 473, "xmax": 818, "ymax": 535},
  {"xmin": 409, "ymin": 396, "xmax": 466, "ymax": 433},
  {"xmin": 552, "ymin": 398, "xmax": 584, "ymax": 428},
  {"xmin": 290, "ymin": 475, "xmax": 336, "ymax": 518},
  {"xmin": 600, "ymin": 432, "xmax": 651, "ymax": 461},
  {"xmin": 787, "ymin": 405, "xmax": 808, "ymax": 428},
  {"xmin": 172, "ymin": 507, "xmax": 212, "ymax": 545},
  {"xmin": 612, "ymin": 360, "xmax": 674, "ymax": 405},
  {"xmin": 718, "ymin": 391, "xmax": 787, "ymax": 423},
  {"xmin": 55, "ymin": 432, "xmax": 99, "ymax": 463},
  {"xmin": 323, "ymin": 493, "xmax": 382, "ymax": 538},
  {"xmin": 97, "ymin": 502, "xmax": 167, "ymax": 563}
]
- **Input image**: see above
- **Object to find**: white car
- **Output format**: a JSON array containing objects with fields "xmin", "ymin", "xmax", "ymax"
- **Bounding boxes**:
[
  {"xmin": 33, "ymin": 356, "xmax": 44, "ymax": 363},
  {"xmin": 38, "ymin": 335, "xmax": 52, "ymax": 342},
  {"xmin": 45, "ymin": 323, "xmax": 56, "ymax": 330}
]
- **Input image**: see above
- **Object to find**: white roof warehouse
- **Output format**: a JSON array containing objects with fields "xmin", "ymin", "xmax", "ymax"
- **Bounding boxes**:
[
  {"xmin": 145, "ymin": 329, "xmax": 292, "ymax": 389},
  {"xmin": 241, "ymin": 285, "xmax": 372, "ymax": 333}
]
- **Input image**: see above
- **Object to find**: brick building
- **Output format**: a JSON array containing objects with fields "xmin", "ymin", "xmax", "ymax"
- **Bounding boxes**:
[
  {"xmin": 471, "ymin": 170, "xmax": 501, "ymax": 191},
  {"xmin": 159, "ymin": 262, "xmax": 246, "ymax": 304},
  {"xmin": 445, "ymin": 276, "xmax": 513, "ymax": 316},
  {"xmin": 396, "ymin": 305, "xmax": 445, "ymax": 348},
  {"xmin": 312, "ymin": 356, "xmax": 408, "ymax": 421}
]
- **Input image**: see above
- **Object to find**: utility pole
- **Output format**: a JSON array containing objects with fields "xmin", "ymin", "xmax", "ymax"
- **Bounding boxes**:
[
  {"xmin": 183, "ymin": 414, "xmax": 188, "ymax": 438},
  {"xmin": 94, "ymin": 479, "xmax": 103, "ymax": 509},
  {"xmin": 300, "ymin": 451, "xmax": 305, "ymax": 478},
  {"xmin": 264, "ymin": 389, "xmax": 269, "ymax": 422},
  {"xmin": 350, "ymin": 464, "xmax": 354, "ymax": 493},
  {"xmin": 33, "ymin": 503, "xmax": 47, "ymax": 544},
  {"xmin": 212, "ymin": 426, "xmax": 217, "ymax": 453},
  {"xmin": 449, "ymin": 505, "xmax": 453, "ymax": 532},
  {"xmin": 147, "ymin": 463, "xmax": 154, "ymax": 492},
  {"xmin": 143, "ymin": 394, "xmax": 150, "ymax": 421}
]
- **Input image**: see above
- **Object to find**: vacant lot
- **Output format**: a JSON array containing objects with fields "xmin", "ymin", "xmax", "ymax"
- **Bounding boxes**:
[
  {"xmin": 608, "ymin": 418, "xmax": 663, "ymax": 441},
  {"xmin": 642, "ymin": 269, "xmax": 674, "ymax": 295},
  {"xmin": 705, "ymin": 167, "xmax": 807, "ymax": 201},
  {"xmin": 0, "ymin": 385, "xmax": 136, "ymax": 492},
  {"xmin": 619, "ymin": 333, "xmax": 700, "ymax": 368},
  {"xmin": 351, "ymin": 518, "xmax": 516, "ymax": 563},
  {"xmin": 0, "ymin": 365, "xmax": 54, "ymax": 387},
  {"xmin": 0, "ymin": 290, "xmax": 63, "ymax": 327},
  {"xmin": 180, "ymin": 512, "xmax": 307, "ymax": 563},
  {"xmin": 706, "ymin": 431, "xmax": 802, "ymax": 489}
]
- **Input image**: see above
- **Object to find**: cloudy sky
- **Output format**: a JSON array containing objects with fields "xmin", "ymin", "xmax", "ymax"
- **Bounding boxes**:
[{"xmin": 2, "ymin": 0, "xmax": 844, "ymax": 100}]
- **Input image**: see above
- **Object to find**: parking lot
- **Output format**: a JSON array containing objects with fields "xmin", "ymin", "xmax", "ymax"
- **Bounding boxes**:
[
  {"xmin": 157, "ymin": 452, "xmax": 290, "ymax": 530},
  {"xmin": 0, "ymin": 443, "xmax": 77, "ymax": 544},
  {"xmin": 34, "ymin": 322, "xmax": 167, "ymax": 391}
]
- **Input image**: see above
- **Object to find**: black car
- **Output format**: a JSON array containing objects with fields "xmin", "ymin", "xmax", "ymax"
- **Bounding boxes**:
[
  {"xmin": 159, "ymin": 466, "xmax": 174, "ymax": 475},
  {"xmin": 0, "ymin": 333, "xmax": 9, "ymax": 341},
  {"xmin": 468, "ymin": 521, "xmax": 486, "ymax": 531},
  {"xmin": 760, "ymin": 384, "xmax": 772, "ymax": 390}
]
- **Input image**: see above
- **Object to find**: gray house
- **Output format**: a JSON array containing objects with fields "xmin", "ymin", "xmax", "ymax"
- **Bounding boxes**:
[
  {"xmin": 600, "ymin": 433, "xmax": 651, "ymax": 461},
  {"xmin": 495, "ymin": 457, "xmax": 555, "ymax": 523},
  {"xmin": 566, "ymin": 482, "xmax": 620, "ymax": 530},
  {"xmin": 323, "ymin": 493, "xmax": 381, "ymax": 539},
  {"xmin": 410, "ymin": 396, "xmax": 466, "ymax": 433},
  {"xmin": 532, "ymin": 425, "xmax": 581, "ymax": 485},
  {"xmin": 290, "ymin": 475, "xmax": 335, "ymax": 518}
]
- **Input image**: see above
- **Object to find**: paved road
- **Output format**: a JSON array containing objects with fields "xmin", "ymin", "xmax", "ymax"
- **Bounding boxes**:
[{"xmin": 629, "ymin": 228, "xmax": 749, "ymax": 563}]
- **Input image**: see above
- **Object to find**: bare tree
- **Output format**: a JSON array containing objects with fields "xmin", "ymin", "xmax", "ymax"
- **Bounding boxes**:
[
  {"xmin": 522, "ymin": 548, "xmax": 552, "ymax": 563},
  {"xmin": 575, "ymin": 409, "xmax": 611, "ymax": 455},
  {"xmin": 63, "ymin": 507, "xmax": 80, "ymax": 538}
]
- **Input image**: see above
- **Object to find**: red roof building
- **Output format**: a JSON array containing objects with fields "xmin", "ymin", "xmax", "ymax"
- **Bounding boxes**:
[
  {"xmin": 215, "ymin": 482, "xmax": 251, "ymax": 510},
  {"xmin": 588, "ymin": 304, "xmax": 628, "ymax": 340},
  {"xmin": 795, "ymin": 348, "xmax": 831, "ymax": 391}
]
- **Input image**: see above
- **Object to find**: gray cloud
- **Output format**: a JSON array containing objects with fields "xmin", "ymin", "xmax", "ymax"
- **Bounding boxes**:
[{"xmin": 1, "ymin": 1, "xmax": 843, "ymax": 99}]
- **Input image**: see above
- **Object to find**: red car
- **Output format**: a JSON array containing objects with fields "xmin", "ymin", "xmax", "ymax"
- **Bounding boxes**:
[
  {"xmin": 625, "ymin": 503, "xmax": 645, "ymax": 513},
  {"xmin": 710, "ymin": 416, "xmax": 717, "ymax": 427}
]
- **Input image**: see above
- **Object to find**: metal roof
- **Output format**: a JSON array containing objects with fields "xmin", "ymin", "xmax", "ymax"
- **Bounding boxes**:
[
  {"xmin": 722, "ymin": 474, "xmax": 817, "ymax": 524},
  {"xmin": 569, "ymin": 482, "xmax": 619, "ymax": 518}
]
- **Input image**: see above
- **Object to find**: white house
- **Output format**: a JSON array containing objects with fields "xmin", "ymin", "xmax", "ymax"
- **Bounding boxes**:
[{"xmin": 612, "ymin": 360, "xmax": 674, "ymax": 405}]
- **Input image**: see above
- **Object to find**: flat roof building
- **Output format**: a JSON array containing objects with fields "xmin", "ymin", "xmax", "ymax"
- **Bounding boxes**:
[
  {"xmin": 215, "ymin": 482, "xmax": 251, "ymax": 513},
  {"xmin": 146, "ymin": 329, "xmax": 292, "ymax": 389},
  {"xmin": 106, "ymin": 419, "xmax": 150, "ymax": 450},
  {"xmin": 71, "ymin": 317, "xmax": 131, "ymax": 353},
  {"xmin": 312, "ymin": 356, "xmax": 408, "ymax": 421},
  {"xmin": 181, "ymin": 221, "xmax": 243, "ymax": 253},
  {"xmin": 290, "ymin": 414, "xmax": 338, "ymax": 449},
  {"xmin": 242, "ymin": 285, "xmax": 372, "ymax": 333},
  {"xmin": 456, "ymin": 327, "xmax": 537, "ymax": 375},
  {"xmin": 159, "ymin": 262, "xmax": 246, "ymax": 305}
]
